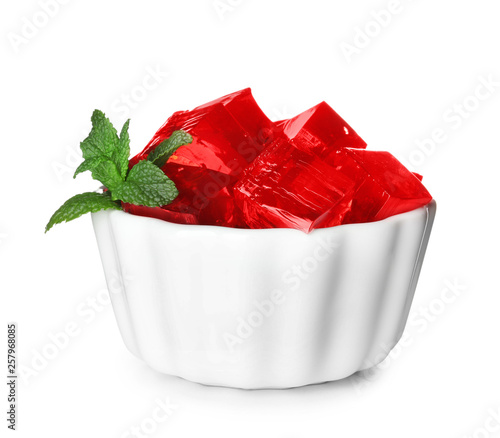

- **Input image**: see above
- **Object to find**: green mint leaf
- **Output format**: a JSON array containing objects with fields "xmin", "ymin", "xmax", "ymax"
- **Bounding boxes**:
[
  {"xmin": 74, "ymin": 158, "xmax": 122, "ymax": 190},
  {"xmin": 86, "ymin": 159, "xmax": 123, "ymax": 191},
  {"xmin": 80, "ymin": 110, "xmax": 119, "ymax": 160},
  {"xmin": 112, "ymin": 119, "xmax": 131, "ymax": 180},
  {"xmin": 73, "ymin": 157, "xmax": 107, "ymax": 178},
  {"xmin": 74, "ymin": 111, "xmax": 129, "ymax": 189},
  {"xmin": 147, "ymin": 130, "xmax": 193, "ymax": 168},
  {"xmin": 111, "ymin": 160, "xmax": 178, "ymax": 207},
  {"xmin": 45, "ymin": 192, "xmax": 121, "ymax": 232}
]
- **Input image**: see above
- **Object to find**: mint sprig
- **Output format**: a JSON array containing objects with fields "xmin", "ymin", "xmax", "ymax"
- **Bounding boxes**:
[
  {"xmin": 45, "ymin": 192, "xmax": 121, "ymax": 232},
  {"xmin": 111, "ymin": 160, "xmax": 179, "ymax": 206},
  {"xmin": 45, "ymin": 110, "xmax": 193, "ymax": 232}
]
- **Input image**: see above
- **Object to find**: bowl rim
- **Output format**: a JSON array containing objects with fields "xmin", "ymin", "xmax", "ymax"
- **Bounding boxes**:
[{"xmin": 93, "ymin": 199, "xmax": 436, "ymax": 237}]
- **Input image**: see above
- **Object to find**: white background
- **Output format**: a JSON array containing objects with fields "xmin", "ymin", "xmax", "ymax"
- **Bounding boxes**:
[{"xmin": 2, "ymin": 0, "xmax": 500, "ymax": 437}]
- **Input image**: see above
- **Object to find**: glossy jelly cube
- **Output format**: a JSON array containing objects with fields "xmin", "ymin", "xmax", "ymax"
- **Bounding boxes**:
[
  {"xmin": 196, "ymin": 88, "xmax": 278, "ymax": 151},
  {"xmin": 233, "ymin": 137, "xmax": 356, "ymax": 232},
  {"xmin": 324, "ymin": 149, "xmax": 433, "ymax": 224},
  {"xmin": 198, "ymin": 187, "xmax": 248, "ymax": 228},
  {"xmin": 127, "ymin": 89, "xmax": 279, "ymax": 224},
  {"xmin": 280, "ymin": 101, "xmax": 366, "ymax": 160},
  {"xmin": 131, "ymin": 88, "xmax": 277, "ymax": 168}
]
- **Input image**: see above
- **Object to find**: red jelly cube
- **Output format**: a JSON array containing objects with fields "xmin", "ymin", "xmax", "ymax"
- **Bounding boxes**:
[
  {"xmin": 325, "ymin": 149, "xmax": 432, "ymax": 224},
  {"xmin": 131, "ymin": 88, "xmax": 277, "ymax": 168},
  {"xmin": 195, "ymin": 88, "xmax": 278, "ymax": 152},
  {"xmin": 127, "ymin": 89, "xmax": 279, "ymax": 225},
  {"xmin": 122, "ymin": 195, "xmax": 199, "ymax": 225},
  {"xmin": 135, "ymin": 104, "xmax": 249, "ymax": 180},
  {"xmin": 233, "ymin": 137, "xmax": 356, "ymax": 232},
  {"xmin": 198, "ymin": 187, "xmax": 248, "ymax": 228},
  {"xmin": 280, "ymin": 101, "xmax": 366, "ymax": 160}
]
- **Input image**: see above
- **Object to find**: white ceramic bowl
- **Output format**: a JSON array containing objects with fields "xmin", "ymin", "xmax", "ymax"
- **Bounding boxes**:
[{"xmin": 92, "ymin": 200, "xmax": 436, "ymax": 389}]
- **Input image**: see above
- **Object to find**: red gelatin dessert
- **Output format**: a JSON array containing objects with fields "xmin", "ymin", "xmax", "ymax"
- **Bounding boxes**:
[
  {"xmin": 127, "ymin": 88, "xmax": 278, "ymax": 225},
  {"xmin": 131, "ymin": 88, "xmax": 276, "ymax": 167},
  {"xmin": 339, "ymin": 149, "xmax": 432, "ymax": 223},
  {"xmin": 280, "ymin": 101, "xmax": 366, "ymax": 160},
  {"xmin": 233, "ymin": 136, "xmax": 356, "ymax": 232},
  {"xmin": 270, "ymin": 103, "xmax": 431, "ymax": 227},
  {"xmin": 308, "ymin": 147, "xmax": 431, "ymax": 225},
  {"xmin": 198, "ymin": 187, "xmax": 248, "ymax": 228},
  {"xmin": 125, "ymin": 88, "xmax": 433, "ymax": 233}
]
